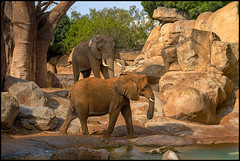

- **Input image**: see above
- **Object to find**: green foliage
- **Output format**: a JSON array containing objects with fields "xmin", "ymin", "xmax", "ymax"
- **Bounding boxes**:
[
  {"xmin": 61, "ymin": 6, "xmax": 155, "ymax": 53},
  {"xmin": 47, "ymin": 14, "xmax": 70, "ymax": 60},
  {"xmin": 141, "ymin": 1, "xmax": 232, "ymax": 19}
]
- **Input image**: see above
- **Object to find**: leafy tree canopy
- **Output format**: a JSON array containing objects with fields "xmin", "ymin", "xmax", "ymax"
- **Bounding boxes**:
[
  {"xmin": 60, "ymin": 5, "xmax": 156, "ymax": 54},
  {"xmin": 141, "ymin": 1, "xmax": 232, "ymax": 19},
  {"xmin": 47, "ymin": 14, "xmax": 70, "ymax": 60}
]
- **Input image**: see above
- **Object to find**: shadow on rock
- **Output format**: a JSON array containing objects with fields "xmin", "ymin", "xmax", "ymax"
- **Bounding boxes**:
[
  {"xmin": 147, "ymin": 123, "xmax": 194, "ymax": 136},
  {"xmin": 111, "ymin": 125, "xmax": 152, "ymax": 137}
]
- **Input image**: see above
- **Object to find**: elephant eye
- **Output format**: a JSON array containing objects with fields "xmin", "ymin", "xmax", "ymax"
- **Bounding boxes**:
[{"xmin": 142, "ymin": 85, "xmax": 148, "ymax": 91}]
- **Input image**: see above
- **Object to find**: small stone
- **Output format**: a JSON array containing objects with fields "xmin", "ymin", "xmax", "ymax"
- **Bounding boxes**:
[{"xmin": 162, "ymin": 150, "xmax": 180, "ymax": 160}]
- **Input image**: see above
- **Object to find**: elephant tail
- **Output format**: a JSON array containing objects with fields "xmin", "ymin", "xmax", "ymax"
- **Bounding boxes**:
[{"xmin": 68, "ymin": 91, "xmax": 76, "ymax": 113}]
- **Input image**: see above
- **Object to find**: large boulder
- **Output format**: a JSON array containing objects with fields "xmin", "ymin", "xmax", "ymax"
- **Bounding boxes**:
[
  {"xmin": 44, "ymin": 91, "xmax": 81, "ymax": 133},
  {"xmin": 116, "ymin": 49, "xmax": 141, "ymax": 61},
  {"xmin": 163, "ymin": 87, "xmax": 218, "ymax": 124},
  {"xmin": 1, "ymin": 92, "xmax": 20, "ymax": 129},
  {"xmin": 176, "ymin": 28, "xmax": 220, "ymax": 72},
  {"xmin": 4, "ymin": 76, "xmax": 49, "ymax": 107},
  {"xmin": 52, "ymin": 74, "xmax": 74, "ymax": 88},
  {"xmin": 18, "ymin": 105, "xmax": 57, "ymax": 131},
  {"xmin": 159, "ymin": 71, "xmax": 233, "ymax": 123},
  {"xmin": 152, "ymin": 6, "xmax": 190, "ymax": 22},
  {"xmin": 124, "ymin": 56, "xmax": 166, "ymax": 85},
  {"xmin": 161, "ymin": 45, "xmax": 181, "ymax": 71},
  {"xmin": 219, "ymin": 89, "xmax": 239, "ymax": 127},
  {"xmin": 56, "ymin": 54, "xmax": 73, "ymax": 74},
  {"xmin": 205, "ymin": 1, "xmax": 239, "ymax": 43},
  {"xmin": 171, "ymin": 20, "xmax": 195, "ymax": 33},
  {"xmin": 210, "ymin": 41, "xmax": 239, "ymax": 89},
  {"xmin": 194, "ymin": 12, "xmax": 213, "ymax": 30},
  {"xmin": 141, "ymin": 26, "xmax": 162, "ymax": 58}
]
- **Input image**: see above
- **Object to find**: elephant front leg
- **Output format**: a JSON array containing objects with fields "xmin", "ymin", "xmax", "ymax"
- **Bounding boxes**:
[
  {"xmin": 101, "ymin": 66, "xmax": 110, "ymax": 79},
  {"xmin": 88, "ymin": 53, "xmax": 101, "ymax": 78},
  {"xmin": 121, "ymin": 104, "xmax": 136, "ymax": 139},
  {"xmin": 81, "ymin": 70, "xmax": 91, "ymax": 78},
  {"xmin": 103, "ymin": 110, "xmax": 121, "ymax": 139}
]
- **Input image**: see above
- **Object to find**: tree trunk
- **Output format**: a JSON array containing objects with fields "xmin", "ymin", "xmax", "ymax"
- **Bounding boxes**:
[
  {"xmin": 7, "ymin": 1, "xmax": 75, "ymax": 88},
  {"xmin": 1, "ymin": 1, "xmax": 6, "ymax": 91},
  {"xmin": 35, "ymin": 1, "xmax": 75, "ymax": 87},
  {"xmin": 3, "ymin": 1, "xmax": 14, "ymax": 76},
  {"xmin": 10, "ymin": 1, "xmax": 36, "ymax": 81}
]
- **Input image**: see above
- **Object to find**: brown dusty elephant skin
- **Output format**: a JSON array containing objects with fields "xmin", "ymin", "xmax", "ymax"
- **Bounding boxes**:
[
  {"xmin": 70, "ymin": 35, "xmax": 119, "ymax": 83},
  {"xmin": 59, "ymin": 72, "xmax": 155, "ymax": 139}
]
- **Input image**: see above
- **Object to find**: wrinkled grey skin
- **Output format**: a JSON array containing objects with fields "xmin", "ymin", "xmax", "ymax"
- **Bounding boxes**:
[{"xmin": 70, "ymin": 35, "xmax": 116, "ymax": 82}]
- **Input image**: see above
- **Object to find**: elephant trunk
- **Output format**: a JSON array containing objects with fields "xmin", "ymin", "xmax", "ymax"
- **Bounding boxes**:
[
  {"xmin": 147, "ymin": 95, "xmax": 155, "ymax": 119},
  {"xmin": 106, "ymin": 58, "xmax": 114, "ymax": 78},
  {"xmin": 142, "ymin": 86, "xmax": 155, "ymax": 119}
]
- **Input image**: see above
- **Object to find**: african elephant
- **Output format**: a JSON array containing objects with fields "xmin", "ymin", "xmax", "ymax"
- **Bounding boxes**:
[
  {"xmin": 68, "ymin": 35, "xmax": 123, "ymax": 82},
  {"xmin": 59, "ymin": 72, "xmax": 155, "ymax": 139}
]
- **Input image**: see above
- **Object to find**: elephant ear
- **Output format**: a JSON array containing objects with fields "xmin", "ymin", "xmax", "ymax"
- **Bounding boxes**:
[
  {"xmin": 88, "ymin": 35, "xmax": 105, "ymax": 60},
  {"xmin": 114, "ymin": 74, "xmax": 140, "ymax": 101}
]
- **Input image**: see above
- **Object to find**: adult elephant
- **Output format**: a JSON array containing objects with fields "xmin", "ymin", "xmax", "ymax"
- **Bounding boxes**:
[
  {"xmin": 59, "ymin": 72, "xmax": 155, "ymax": 139},
  {"xmin": 68, "ymin": 35, "xmax": 123, "ymax": 82}
]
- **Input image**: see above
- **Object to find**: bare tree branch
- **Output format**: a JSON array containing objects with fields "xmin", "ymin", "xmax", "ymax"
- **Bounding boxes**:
[
  {"xmin": 52, "ymin": 2, "xmax": 58, "ymax": 5},
  {"xmin": 41, "ymin": 2, "xmax": 49, "ymax": 7},
  {"xmin": 49, "ymin": 1, "xmax": 75, "ymax": 29},
  {"xmin": 36, "ymin": 1, "xmax": 42, "ymax": 19},
  {"xmin": 41, "ymin": 1, "xmax": 52, "ymax": 13}
]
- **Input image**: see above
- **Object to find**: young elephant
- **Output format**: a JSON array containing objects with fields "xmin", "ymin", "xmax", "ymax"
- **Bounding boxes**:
[{"xmin": 59, "ymin": 72, "xmax": 155, "ymax": 138}]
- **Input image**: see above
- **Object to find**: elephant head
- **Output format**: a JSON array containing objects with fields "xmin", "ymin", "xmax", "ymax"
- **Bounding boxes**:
[
  {"xmin": 88, "ymin": 35, "xmax": 116, "ymax": 78},
  {"xmin": 114, "ymin": 72, "xmax": 155, "ymax": 119}
]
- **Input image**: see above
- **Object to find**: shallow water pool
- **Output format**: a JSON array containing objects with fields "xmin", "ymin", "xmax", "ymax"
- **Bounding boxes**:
[{"xmin": 103, "ymin": 143, "xmax": 239, "ymax": 160}]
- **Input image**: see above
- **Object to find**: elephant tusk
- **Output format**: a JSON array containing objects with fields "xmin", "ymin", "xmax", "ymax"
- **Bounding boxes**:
[
  {"xmin": 149, "ymin": 98, "xmax": 155, "ymax": 103},
  {"xmin": 102, "ymin": 59, "xmax": 109, "ymax": 67},
  {"xmin": 116, "ymin": 61, "xmax": 123, "ymax": 68}
]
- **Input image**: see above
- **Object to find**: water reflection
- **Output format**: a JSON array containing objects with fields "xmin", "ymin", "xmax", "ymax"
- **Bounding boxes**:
[{"xmin": 103, "ymin": 143, "xmax": 239, "ymax": 160}]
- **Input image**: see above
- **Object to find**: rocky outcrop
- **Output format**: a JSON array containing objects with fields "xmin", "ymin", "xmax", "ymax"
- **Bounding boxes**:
[
  {"xmin": 171, "ymin": 20, "xmax": 196, "ymax": 33},
  {"xmin": 163, "ymin": 87, "xmax": 217, "ymax": 124},
  {"xmin": 124, "ymin": 56, "xmax": 166, "ymax": 92},
  {"xmin": 176, "ymin": 29, "xmax": 220, "ymax": 72},
  {"xmin": 219, "ymin": 89, "xmax": 239, "ymax": 127},
  {"xmin": 153, "ymin": 6, "xmax": 190, "ymax": 22},
  {"xmin": 159, "ymin": 71, "xmax": 233, "ymax": 124},
  {"xmin": 141, "ymin": 26, "xmax": 162, "ymax": 58},
  {"xmin": 52, "ymin": 74, "xmax": 74, "ymax": 88},
  {"xmin": 1, "ymin": 92, "xmax": 20, "ymax": 129},
  {"xmin": 130, "ymin": 2, "xmax": 239, "ymax": 125},
  {"xmin": 18, "ymin": 105, "xmax": 57, "ymax": 131},
  {"xmin": 204, "ymin": 1, "xmax": 239, "ymax": 43},
  {"xmin": 194, "ymin": 12, "xmax": 212, "ymax": 30},
  {"xmin": 210, "ymin": 41, "xmax": 239, "ymax": 89},
  {"xmin": 4, "ymin": 75, "xmax": 49, "ymax": 107}
]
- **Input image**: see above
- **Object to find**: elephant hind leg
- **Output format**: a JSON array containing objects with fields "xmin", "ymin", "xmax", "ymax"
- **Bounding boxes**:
[
  {"xmin": 59, "ymin": 106, "xmax": 77, "ymax": 134},
  {"xmin": 81, "ymin": 70, "xmax": 91, "ymax": 78}
]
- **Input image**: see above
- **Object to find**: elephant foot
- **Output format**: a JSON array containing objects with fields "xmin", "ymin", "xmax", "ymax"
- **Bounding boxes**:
[
  {"xmin": 127, "ymin": 134, "xmax": 137, "ymax": 139},
  {"xmin": 82, "ymin": 132, "xmax": 90, "ymax": 136},
  {"xmin": 101, "ymin": 135, "xmax": 111, "ymax": 144},
  {"xmin": 102, "ymin": 133, "xmax": 111, "ymax": 139},
  {"xmin": 59, "ymin": 129, "xmax": 67, "ymax": 135}
]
